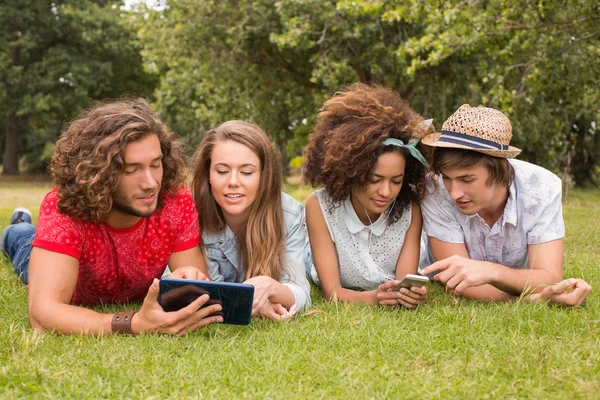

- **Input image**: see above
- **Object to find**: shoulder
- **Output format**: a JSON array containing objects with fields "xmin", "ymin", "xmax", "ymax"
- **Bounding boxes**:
[
  {"xmin": 163, "ymin": 186, "xmax": 194, "ymax": 203},
  {"xmin": 305, "ymin": 191, "xmax": 325, "ymax": 220},
  {"xmin": 38, "ymin": 188, "xmax": 80, "ymax": 224},
  {"xmin": 281, "ymin": 192, "xmax": 303, "ymax": 217},
  {"xmin": 202, "ymin": 227, "xmax": 232, "ymax": 246},
  {"xmin": 423, "ymin": 174, "xmax": 448, "ymax": 200},
  {"xmin": 313, "ymin": 187, "xmax": 330, "ymax": 202},
  {"xmin": 39, "ymin": 188, "xmax": 58, "ymax": 214},
  {"xmin": 39, "ymin": 187, "xmax": 60, "ymax": 210},
  {"xmin": 421, "ymin": 174, "xmax": 454, "ymax": 210},
  {"xmin": 43, "ymin": 187, "xmax": 59, "ymax": 202},
  {"xmin": 510, "ymin": 159, "xmax": 562, "ymax": 201},
  {"xmin": 308, "ymin": 188, "xmax": 339, "ymax": 214},
  {"xmin": 410, "ymin": 201, "xmax": 420, "ymax": 215},
  {"xmin": 281, "ymin": 192, "xmax": 305, "ymax": 234},
  {"xmin": 159, "ymin": 187, "xmax": 195, "ymax": 212}
]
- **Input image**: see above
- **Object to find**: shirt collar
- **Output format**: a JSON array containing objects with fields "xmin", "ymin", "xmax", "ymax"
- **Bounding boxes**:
[
  {"xmin": 466, "ymin": 182, "xmax": 517, "ymax": 228},
  {"xmin": 343, "ymin": 196, "xmax": 388, "ymax": 236},
  {"xmin": 202, "ymin": 224, "xmax": 236, "ymax": 245}
]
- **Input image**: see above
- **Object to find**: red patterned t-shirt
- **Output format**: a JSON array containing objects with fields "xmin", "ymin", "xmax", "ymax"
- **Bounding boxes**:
[{"xmin": 32, "ymin": 187, "xmax": 200, "ymax": 305}]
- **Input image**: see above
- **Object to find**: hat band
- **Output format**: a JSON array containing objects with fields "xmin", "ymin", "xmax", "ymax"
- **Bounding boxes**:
[{"xmin": 439, "ymin": 130, "xmax": 509, "ymax": 151}]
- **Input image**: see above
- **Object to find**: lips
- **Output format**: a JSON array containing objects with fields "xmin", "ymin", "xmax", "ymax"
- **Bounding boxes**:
[
  {"xmin": 372, "ymin": 199, "xmax": 390, "ymax": 207},
  {"xmin": 223, "ymin": 193, "xmax": 244, "ymax": 204},
  {"xmin": 455, "ymin": 200, "xmax": 471, "ymax": 209},
  {"xmin": 137, "ymin": 192, "xmax": 156, "ymax": 203}
]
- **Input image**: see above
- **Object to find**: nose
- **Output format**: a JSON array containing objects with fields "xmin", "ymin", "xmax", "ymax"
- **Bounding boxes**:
[
  {"xmin": 448, "ymin": 181, "xmax": 464, "ymax": 201},
  {"xmin": 141, "ymin": 168, "xmax": 159, "ymax": 190},
  {"xmin": 228, "ymin": 171, "xmax": 240, "ymax": 187},
  {"xmin": 378, "ymin": 181, "xmax": 391, "ymax": 198}
]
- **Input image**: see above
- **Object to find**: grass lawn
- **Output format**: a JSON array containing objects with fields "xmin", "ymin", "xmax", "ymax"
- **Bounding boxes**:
[{"xmin": 1, "ymin": 177, "xmax": 599, "ymax": 399}]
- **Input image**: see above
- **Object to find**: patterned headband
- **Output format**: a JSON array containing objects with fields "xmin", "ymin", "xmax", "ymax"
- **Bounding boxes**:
[{"xmin": 381, "ymin": 138, "xmax": 430, "ymax": 168}]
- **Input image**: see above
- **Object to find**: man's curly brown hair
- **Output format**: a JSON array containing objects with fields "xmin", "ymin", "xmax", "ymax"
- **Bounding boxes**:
[
  {"xmin": 302, "ymin": 83, "xmax": 431, "ymax": 221},
  {"xmin": 50, "ymin": 98, "xmax": 187, "ymax": 221}
]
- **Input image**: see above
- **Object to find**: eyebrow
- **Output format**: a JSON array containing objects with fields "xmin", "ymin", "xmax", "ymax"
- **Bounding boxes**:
[
  {"xmin": 442, "ymin": 173, "xmax": 476, "ymax": 179},
  {"xmin": 373, "ymin": 173, "xmax": 404, "ymax": 178},
  {"xmin": 214, "ymin": 162, "xmax": 258, "ymax": 168},
  {"xmin": 124, "ymin": 155, "xmax": 163, "ymax": 167}
]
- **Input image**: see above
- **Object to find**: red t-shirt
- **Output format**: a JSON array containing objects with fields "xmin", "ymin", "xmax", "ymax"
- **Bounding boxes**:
[{"xmin": 32, "ymin": 187, "xmax": 200, "ymax": 305}]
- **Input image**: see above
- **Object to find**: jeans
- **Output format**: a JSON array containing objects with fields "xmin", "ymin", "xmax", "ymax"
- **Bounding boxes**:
[{"xmin": 1, "ymin": 222, "xmax": 36, "ymax": 284}]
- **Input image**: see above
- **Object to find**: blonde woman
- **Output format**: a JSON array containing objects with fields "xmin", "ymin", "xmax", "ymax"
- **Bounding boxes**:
[{"xmin": 192, "ymin": 121, "xmax": 311, "ymax": 320}]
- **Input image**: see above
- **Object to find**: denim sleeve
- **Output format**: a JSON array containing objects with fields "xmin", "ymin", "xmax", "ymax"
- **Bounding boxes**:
[
  {"xmin": 281, "ymin": 206, "xmax": 312, "ymax": 311},
  {"xmin": 205, "ymin": 247, "xmax": 225, "ymax": 282},
  {"xmin": 204, "ymin": 244, "xmax": 240, "ymax": 282}
]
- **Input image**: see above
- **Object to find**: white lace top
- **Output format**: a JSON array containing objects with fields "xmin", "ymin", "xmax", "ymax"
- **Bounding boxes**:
[{"xmin": 310, "ymin": 188, "xmax": 412, "ymax": 290}]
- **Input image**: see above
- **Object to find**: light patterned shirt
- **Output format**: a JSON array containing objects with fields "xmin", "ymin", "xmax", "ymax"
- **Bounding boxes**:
[
  {"xmin": 311, "ymin": 188, "xmax": 412, "ymax": 290},
  {"xmin": 418, "ymin": 159, "xmax": 564, "ymax": 271}
]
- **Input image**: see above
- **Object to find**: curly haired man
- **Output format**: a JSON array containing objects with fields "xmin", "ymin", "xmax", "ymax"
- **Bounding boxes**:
[{"xmin": 1, "ymin": 99, "xmax": 223, "ymax": 336}]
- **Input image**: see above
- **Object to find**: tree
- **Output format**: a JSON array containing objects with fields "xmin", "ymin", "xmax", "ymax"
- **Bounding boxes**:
[
  {"xmin": 0, "ymin": 0, "xmax": 156, "ymax": 175},
  {"xmin": 140, "ymin": 0, "xmax": 600, "ymax": 183}
]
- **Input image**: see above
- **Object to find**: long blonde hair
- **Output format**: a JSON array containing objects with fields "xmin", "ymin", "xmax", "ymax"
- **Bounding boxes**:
[{"xmin": 192, "ymin": 121, "xmax": 286, "ymax": 281}]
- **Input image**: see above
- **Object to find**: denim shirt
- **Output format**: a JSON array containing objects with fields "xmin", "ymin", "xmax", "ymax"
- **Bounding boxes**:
[{"xmin": 202, "ymin": 192, "xmax": 312, "ymax": 311}]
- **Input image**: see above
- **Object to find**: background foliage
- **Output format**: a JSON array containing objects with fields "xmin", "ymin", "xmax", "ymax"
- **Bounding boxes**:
[
  {"xmin": 0, "ymin": 0, "xmax": 155, "ymax": 174},
  {"xmin": 1, "ymin": 0, "xmax": 599, "ymax": 185}
]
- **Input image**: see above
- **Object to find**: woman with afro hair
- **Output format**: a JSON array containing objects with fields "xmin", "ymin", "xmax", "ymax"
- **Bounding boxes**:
[{"xmin": 303, "ymin": 83, "xmax": 432, "ymax": 308}]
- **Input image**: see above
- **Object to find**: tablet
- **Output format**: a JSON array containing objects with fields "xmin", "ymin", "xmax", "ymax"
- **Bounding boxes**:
[{"xmin": 158, "ymin": 277, "xmax": 254, "ymax": 326}]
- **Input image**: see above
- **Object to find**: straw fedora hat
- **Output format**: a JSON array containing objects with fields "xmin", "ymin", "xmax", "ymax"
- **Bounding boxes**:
[{"xmin": 421, "ymin": 104, "xmax": 521, "ymax": 158}]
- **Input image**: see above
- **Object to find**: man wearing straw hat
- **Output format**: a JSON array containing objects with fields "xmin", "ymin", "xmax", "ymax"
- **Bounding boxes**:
[{"xmin": 419, "ymin": 105, "xmax": 591, "ymax": 306}]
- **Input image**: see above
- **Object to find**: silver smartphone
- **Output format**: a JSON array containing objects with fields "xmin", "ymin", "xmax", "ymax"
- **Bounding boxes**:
[{"xmin": 397, "ymin": 273, "xmax": 430, "ymax": 288}]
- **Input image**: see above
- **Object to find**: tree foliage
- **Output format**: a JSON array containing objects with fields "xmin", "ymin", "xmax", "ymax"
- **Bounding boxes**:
[
  {"xmin": 140, "ymin": 0, "xmax": 599, "ymax": 184},
  {"xmin": 0, "ymin": 0, "xmax": 155, "ymax": 174}
]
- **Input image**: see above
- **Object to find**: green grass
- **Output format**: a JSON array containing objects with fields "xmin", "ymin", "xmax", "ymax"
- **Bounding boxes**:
[{"xmin": 1, "ymin": 178, "xmax": 599, "ymax": 399}]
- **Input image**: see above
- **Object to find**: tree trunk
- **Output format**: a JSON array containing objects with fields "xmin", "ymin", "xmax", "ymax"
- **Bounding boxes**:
[
  {"xmin": 2, "ymin": 112, "xmax": 20, "ymax": 175},
  {"xmin": 277, "ymin": 134, "xmax": 290, "ymax": 178},
  {"xmin": 3, "ymin": 40, "xmax": 22, "ymax": 175}
]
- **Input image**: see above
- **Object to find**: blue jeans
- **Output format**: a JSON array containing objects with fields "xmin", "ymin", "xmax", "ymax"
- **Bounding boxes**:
[{"xmin": 1, "ymin": 223, "xmax": 36, "ymax": 284}]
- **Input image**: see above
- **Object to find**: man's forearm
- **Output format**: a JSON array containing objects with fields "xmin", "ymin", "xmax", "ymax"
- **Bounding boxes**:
[
  {"xmin": 30, "ymin": 303, "xmax": 117, "ymax": 336},
  {"xmin": 459, "ymin": 284, "xmax": 516, "ymax": 302},
  {"xmin": 489, "ymin": 263, "xmax": 562, "ymax": 296}
]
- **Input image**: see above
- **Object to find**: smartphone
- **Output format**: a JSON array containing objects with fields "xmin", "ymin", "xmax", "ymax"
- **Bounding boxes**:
[
  {"xmin": 397, "ymin": 273, "xmax": 430, "ymax": 289},
  {"xmin": 158, "ymin": 277, "xmax": 254, "ymax": 325}
]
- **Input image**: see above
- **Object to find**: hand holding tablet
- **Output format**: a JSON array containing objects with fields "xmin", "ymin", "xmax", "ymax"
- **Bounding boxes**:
[{"xmin": 158, "ymin": 278, "xmax": 255, "ymax": 325}]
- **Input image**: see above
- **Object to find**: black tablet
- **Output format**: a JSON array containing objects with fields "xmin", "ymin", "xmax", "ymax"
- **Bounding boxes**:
[{"xmin": 158, "ymin": 277, "xmax": 254, "ymax": 326}]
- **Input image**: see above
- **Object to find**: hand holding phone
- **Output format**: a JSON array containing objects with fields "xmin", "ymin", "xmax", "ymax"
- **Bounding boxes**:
[
  {"xmin": 376, "ymin": 274, "xmax": 429, "ymax": 309},
  {"xmin": 396, "ymin": 273, "xmax": 430, "ymax": 289}
]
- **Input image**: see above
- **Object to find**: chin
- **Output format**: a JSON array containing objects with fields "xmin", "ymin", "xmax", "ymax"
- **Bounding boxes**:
[
  {"xmin": 458, "ymin": 210, "xmax": 475, "ymax": 216},
  {"xmin": 133, "ymin": 203, "xmax": 158, "ymax": 217},
  {"xmin": 138, "ymin": 209, "xmax": 157, "ymax": 218},
  {"xmin": 457, "ymin": 206, "xmax": 478, "ymax": 216},
  {"xmin": 222, "ymin": 204, "xmax": 248, "ymax": 217}
]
